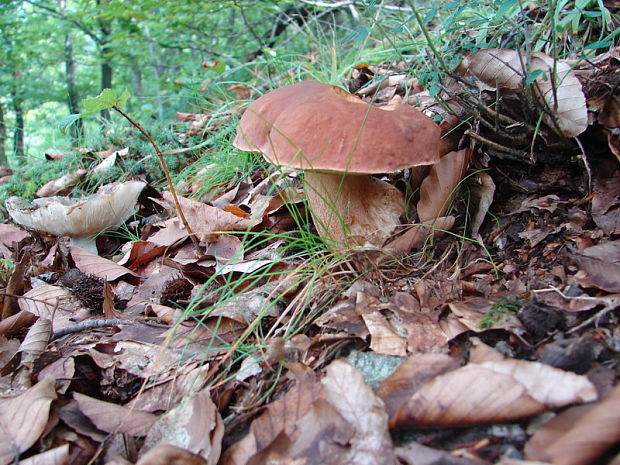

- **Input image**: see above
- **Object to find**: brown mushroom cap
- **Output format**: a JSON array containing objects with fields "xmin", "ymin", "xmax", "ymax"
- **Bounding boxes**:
[{"xmin": 233, "ymin": 81, "xmax": 441, "ymax": 174}]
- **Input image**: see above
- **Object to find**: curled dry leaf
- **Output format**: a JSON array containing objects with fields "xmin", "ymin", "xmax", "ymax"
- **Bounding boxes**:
[
  {"xmin": 385, "ymin": 216, "xmax": 455, "ymax": 253},
  {"xmin": 0, "ymin": 377, "xmax": 57, "ymax": 465},
  {"xmin": 457, "ymin": 48, "xmax": 588, "ymax": 137},
  {"xmin": 361, "ymin": 310, "xmax": 408, "ymax": 357},
  {"xmin": 18, "ymin": 285, "xmax": 77, "ymax": 331},
  {"xmin": 35, "ymin": 170, "xmax": 86, "ymax": 198},
  {"xmin": 73, "ymin": 392, "xmax": 156, "ymax": 436},
  {"xmin": 321, "ymin": 360, "xmax": 397, "ymax": 465},
  {"xmin": 16, "ymin": 444, "xmax": 71, "ymax": 465},
  {"xmin": 221, "ymin": 374, "xmax": 324, "ymax": 465},
  {"xmin": 161, "ymin": 191, "xmax": 255, "ymax": 243},
  {"xmin": 136, "ymin": 444, "xmax": 208, "ymax": 465},
  {"xmin": 70, "ymin": 246, "xmax": 138, "ymax": 281},
  {"xmin": 469, "ymin": 172, "xmax": 496, "ymax": 240},
  {"xmin": 18, "ymin": 318, "xmax": 51, "ymax": 365},
  {"xmin": 0, "ymin": 224, "xmax": 29, "ymax": 246},
  {"xmin": 388, "ymin": 358, "xmax": 597, "ymax": 428},
  {"xmin": 378, "ymin": 354, "xmax": 460, "ymax": 418},
  {"xmin": 15, "ymin": 444, "xmax": 71, "ymax": 465},
  {"xmin": 417, "ymin": 148, "xmax": 470, "ymax": 223},
  {"xmin": 525, "ymin": 384, "xmax": 620, "ymax": 465},
  {"xmin": 142, "ymin": 390, "xmax": 223, "ymax": 464}
]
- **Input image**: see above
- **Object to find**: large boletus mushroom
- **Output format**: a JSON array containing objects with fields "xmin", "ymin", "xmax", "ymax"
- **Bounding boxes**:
[{"xmin": 234, "ymin": 81, "xmax": 441, "ymax": 247}]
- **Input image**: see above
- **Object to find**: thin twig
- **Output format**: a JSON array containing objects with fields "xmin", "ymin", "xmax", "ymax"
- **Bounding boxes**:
[
  {"xmin": 112, "ymin": 105, "xmax": 201, "ymax": 253},
  {"xmin": 51, "ymin": 318, "xmax": 132, "ymax": 341}
]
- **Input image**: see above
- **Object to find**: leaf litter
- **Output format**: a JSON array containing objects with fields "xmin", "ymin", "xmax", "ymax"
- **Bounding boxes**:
[{"xmin": 0, "ymin": 48, "xmax": 619, "ymax": 465}]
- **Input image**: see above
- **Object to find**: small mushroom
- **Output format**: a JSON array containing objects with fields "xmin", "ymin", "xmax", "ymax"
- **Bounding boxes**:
[
  {"xmin": 233, "ymin": 81, "xmax": 441, "ymax": 247},
  {"xmin": 5, "ymin": 180, "xmax": 146, "ymax": 254}
]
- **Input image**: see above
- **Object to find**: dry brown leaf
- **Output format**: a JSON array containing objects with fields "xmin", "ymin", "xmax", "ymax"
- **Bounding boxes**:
[
  {"xmin": 147, "ymin": 218, "xmax": 188, "ymax": 247},
  {"xmin": 417, "ymin": 148, "xmax": 470, "ymax": 222},
  {"xmin": 35, "ymin": 170, "xmax": 85, "ymax": 198},
  {"xmin": 0, "ymin": 224, "xmax": 29, "ymax": 247},
  {"xmin": 0, "ymin": 311, "xmax": 37, "ymax": 339},
  {"xmin": 17, "ymin": 444, "xmax": 71, "ymax": 465},
  {"xmin": 574, "ymin": 254, "xmax": 620, "ymax": 292},
  {"xmin": 0, "ymin": 337, "xmax": 20, "ymax": 372},
  {"xmin": 117, "ymin": 241, "xmax": 168, "ymax": 270},
  {"xmin": 395, "ymin": 441, "xmax": 488, "ymax": 465},
  {"xmin": 136, "ymin": 444, "xmax": 207, "ymax": 465},
  {"xmin": 385, "ymin": 216, "xmax": 455, "ymax": 253},
  {"xmin": 162, "ymin": 191, "xmax": 255, "ymax": 243},
  {"xmin": 360, "ymin": 309, "xmax": 407, "ymax": 356},
  {"xmin": 18, "ymin": 318, "xmax": 51, "ymax": 364},
  {"xmin": 142, "ymin": 390, "xmax": 223, "ymax": 464},
  {"xmin": 18, "ymin": 285, "xmax": 77, "ymax": 331},
  {"xmin": 321, "ymin": 360, "xmax": 397, "ymax": 465},
  {"xmin": 0, "ymin": 377, "xmax": 57, "ymax": 465},
  {"xmin": 469, "ymin": 172, "xmax": 496, "ymax": 240},
  {"xmin": 73, "ymin": 392, "xmax": 156, "ymax": 436},
  {"xmin": 221, "ymin": 374, "xmax": 324, "ymax": 465},
  {"xmin": 70, "ymin": 246, "xmax": 138, "ymax": 281},
  {"xmin": 448, "ymin": 298, "xmax": 524, "ymax": 332},
  {"xmin": 128, "ymin": 362, "xmax": 211, "ymax": 413},
  {"xmin": 525, "ymin": 384, "xmax": 620, "ymax": 465},
  {"xmin": 378, "ymin": 354, "xmax": 459, "ymax": 418},
  {"xmin": 389, "ymin": 359, "xmax": 597, "ymax": 428},
  {"xmin": 458, "ymin": 49, "xmax": 588, "ymax": 137}
]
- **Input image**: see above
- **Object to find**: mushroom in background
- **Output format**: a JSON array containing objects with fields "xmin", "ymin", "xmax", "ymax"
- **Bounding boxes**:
[
  {"xmin": 233, "ymin": 81, "xmax": 441, "ymax": 248},
  {"xmin": 5, "ymin": 180, "xmax": 146, "ymax": 254}
]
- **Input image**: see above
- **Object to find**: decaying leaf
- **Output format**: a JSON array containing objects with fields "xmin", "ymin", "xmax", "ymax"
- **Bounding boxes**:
[
  {"xmin": 0, "ymin": 377, "xmax": 57, "ymax": 465},
  {"xmin": 142, "ymin": 390, "xmax": 223, "ymax": 464},
  {"xmin": 16, "ymin": 444, "xmax": 71, "ymax": 465},
  {"xmin": 321, "ymin": 360, "xmax": 397, "ymax": 465},
  {"xmin": 417, "ymin": 148, "xmax": 470, "ymax": 222},
  {"xmin": 18, "ymin": 285, "xmax": 77, "ymax": 331},
  {"xmin": 525, "ymin": 384, "xmax": 620, "ymax": 465},
  {"xmin": 70, "ymin": 246, "xmax": 138, "ymax": 281},
  {"xmin": 73, "ymin": 392, "xmax": 156, "ymax": 436},
  {"xmin": 388, "ymin": 358, "xmax": 597, "ymax": 428},
  {"xmin": 458, "ymin": 48, "xmax": 588, "ymax": 137},
  {"xmin": 136, "ymin": 444, "xmax": 208, "ymax": 465},
  {"xmin": 18, "ymin": 318, "xmax": 51, "ymax": 365},
  {"xmin": 161, "ymin": 191, "xmax": 256, "ymax": 243}
]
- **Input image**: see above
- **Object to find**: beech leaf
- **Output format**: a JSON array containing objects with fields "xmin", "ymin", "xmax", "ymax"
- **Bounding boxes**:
[
  {"xmin": 0, "ymin": 378, "xmax": 57, "ymax": 465},
  {"xmin": 458, "ymin": 48, "xmax": 588, "ymax": 137}
]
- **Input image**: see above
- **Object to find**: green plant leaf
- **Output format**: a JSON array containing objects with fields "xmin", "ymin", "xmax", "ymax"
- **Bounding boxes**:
[
  {"xmin": 525, "ymin": 69, "xmax": 545, "ymax": 85},
  {"xmin": 57, "ymin": 113, "xmax": 82, "ymax": 135},
  {"xmin": 81, "ymin": 88, "xmax": 131, "ymax": 115}
]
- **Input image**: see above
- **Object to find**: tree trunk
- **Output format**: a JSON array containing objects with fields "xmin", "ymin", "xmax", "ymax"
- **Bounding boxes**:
[
  {"xmin": 11, "ymin": 87, "xmax": 24, "ymax": 163},
  {"xmin": 0, "ymin": 100, "xmax": 7, "ymax": 166},
  {"xmin": 97, "ymin": 0, "xmax": 113, "ymax": 121},
  {"xmin": 64, "ymin": 31, "xmax": 83, "ymax": 143},
  {"xmin": 100, "ymin": 43, "xmax": 113, "ymax": 121}
]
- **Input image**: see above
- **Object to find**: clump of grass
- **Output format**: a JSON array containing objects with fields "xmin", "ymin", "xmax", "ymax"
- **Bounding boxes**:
[{"xmin": 479, "ymin": 296, "xmax": 526, "ymax": 329}]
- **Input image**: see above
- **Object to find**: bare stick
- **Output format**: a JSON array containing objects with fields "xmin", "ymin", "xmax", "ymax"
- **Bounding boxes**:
[
  {"xmin": 51, "ymin": 318, "xmax": 132, "ymax": 341},
  {"xmin": 112, "ymin": 105, "xmax": 201, "ymax": 253}
]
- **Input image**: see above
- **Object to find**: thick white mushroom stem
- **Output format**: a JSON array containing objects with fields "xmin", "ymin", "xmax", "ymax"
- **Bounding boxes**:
[{"xmin": 303, "ymin": 171, "xmax": 405, "ymax": 248}]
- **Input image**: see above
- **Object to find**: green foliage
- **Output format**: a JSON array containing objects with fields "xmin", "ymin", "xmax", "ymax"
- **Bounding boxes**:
[
  {"xmin": 0, "ymin": 151, "xmax": 83, "ymax": 217},
  {"xmin": 81, "ymin": 88, "xmax": 131, "ymax": 115}
]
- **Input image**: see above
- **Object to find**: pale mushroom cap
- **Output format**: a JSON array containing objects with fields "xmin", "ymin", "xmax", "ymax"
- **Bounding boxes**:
[
  {"xmin": 233, "ymin": 81, "xmax": 441, "ymax": 174},
  {"xmin": 5, "ymin": 180, "xmax": 146, "ymax": 237}
]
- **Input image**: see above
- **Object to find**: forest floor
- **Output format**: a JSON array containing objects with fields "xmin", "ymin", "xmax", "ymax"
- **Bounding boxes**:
[{"xmin": 0, "ymin": 44, "xmax": 619, "ymax": 465}]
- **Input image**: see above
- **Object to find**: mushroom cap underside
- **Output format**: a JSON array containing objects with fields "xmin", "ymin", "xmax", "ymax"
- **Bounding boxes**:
[
  {"xmin": 233, "ymin": 81, "xmax": 441, "ymax": 174},
  {"xmin": 5, "ymin": 180, "xmax": 146, "ymax": 237}
]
